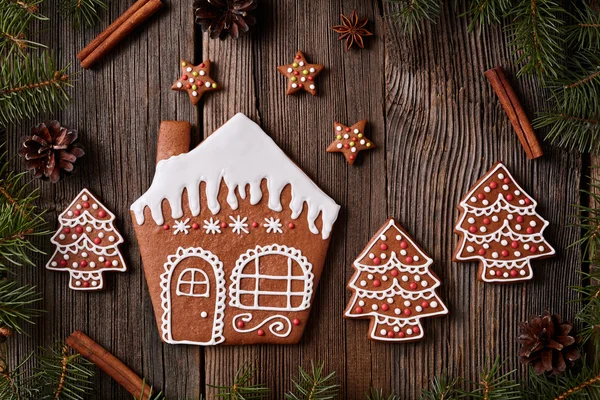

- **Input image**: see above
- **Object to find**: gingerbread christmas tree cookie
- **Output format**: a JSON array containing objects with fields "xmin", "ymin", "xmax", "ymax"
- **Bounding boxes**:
[
  {"xmin": 46, "ymin": 189, "xmax": 127, "ymax": 290},
  {"xmin": 345, "ymin": 219, "xmax": 448, "ymax": 342},
  {"xmin": 453, "ymin": 162, "xmax": 555, "ymax": 283},
  {"xmin": 326, "ymin": 120, "xmax": 375, "ymax": 165},
  {"xmin": 277, "ymin": 51, "xmax": 324, "ymax": 96},
  {"xmin": 130, "ymin": 114, "xmax": 340, "ymax": 346},
  {"xmin": 172, "ymin": 60, "xmax": 220, "ymax": 105}
]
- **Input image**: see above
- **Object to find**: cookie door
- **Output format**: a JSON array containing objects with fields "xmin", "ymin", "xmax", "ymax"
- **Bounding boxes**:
[{"xmin": 160, "ymin": 247, "xmax": 225, "ymax": 345}]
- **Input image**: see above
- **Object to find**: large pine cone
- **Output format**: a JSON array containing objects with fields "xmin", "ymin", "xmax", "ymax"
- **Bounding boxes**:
[
  {"xmin": 194, "ymin": 0, "xmax": 257, "ymax": 40},
  {"xmin": 19, "ymin": 121, "xmax": 84, "ymax": 183},
  {"xmin": 518, "ymin": 311, "xmax": 580, "ymax": 375}
]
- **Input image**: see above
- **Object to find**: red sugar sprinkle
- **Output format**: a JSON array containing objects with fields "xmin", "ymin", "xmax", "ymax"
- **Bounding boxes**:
[
  {"xmin": 483, "ymin": 218, "xmax": 490, "ymax": 225},
  {"xmin": 83, "ymin": 202, "xmax": 90, "ymax": 208},
  {"xmin": 63, "ymin": 228, "xmax": 71, "ymax": 234},
  {"xmin": 59, "ymin": 260, "xmax": 67, "ymax": 266},
  {"xmin": 182, "ymin": 75, "xmax": 188, "ymax": 80},
  {"xmin": 162, "ymin": 224, "xmax": 169, "ymax": 230},
  {"xmin": 355, "ymin": 306, "xmax": 363, "ymax": 313},
  {"xmin": 295, "ymin": 55, "xmax": 301, "ymax": 59},
  {"xmin": 80, "ymin": 261, "xmax": 88, "ymax": 267},
  {"xmin": 391, "ymin": 270, "xmax": 398, "ymax": 277},
  {"xmin": 524, "ymin": 198, "xmax": 531, "ymax": 205},
  {"xmin": 257, "ymin": 329, "xmax": 265, "ymax": 336},
  {"xmin": 478, "ymin": 249, "xmax": 486, "ymax": 255},
  {"xmin": 405, "ymin": 256, "xmax": 413, "ymax": 264},
  {"xmin": 409, "ymin": 282, "xmax": 417, "ymax": 290},
  {"xmin": 413, "ymin": 327, "xmax": 420, "ymax": 334},
  {"xmin": 349, "ymin": 155, "xmax": 355, "ymax": 160},
  {"xmin": 344, "ymin": 144, "xmax": 350, "ymax": 149},
  {"xmin": 98, "ymin": 210, "xmax": 107, "ymax": 218},
  {"xmin": 504, "ymin": 178, "xmax": 510, "ymax": 184},
  {"xmin": 237, "ymin": 321, "xmax": 245, "ymax": 328},
  {"xmin": 293, "ymin": 318, "xmax": 301, "ymax": 326},
  {"xmin": 252, "ymin": 222, "xmax": 259, "ymax": 228},
  {"xmin": 200, "ymin": 63, "xmax": 205, "ymax": 68},
  {"xmin": 380, "ymin": 243, "xmax": 388, "ymax": 250},
  {"xmin": 83, "ymin": 281, "xmax": 90, "ymax": 288},
  {"xmin": 404, "ymin": 309, "xmax": 412, "ymax": 316},
  {"xmin": 469, "ymin": 226, "xmax": 477, "ymax": 233},
  {"xmin": 74, "ymin": 210, "xmax": 80, "ymax": 216},
  {"xmin": 516, "ymin": 216, "xmax": 524, "ymax": 223},
  {"xmin": 506, "ymin": 194, "xmax": 514, "ymax": 201},
  {"xmin": 298, "ymin": 84, "xmax": 304, "ymax": 88},
  {"xmin": 220, "ymin": 222, "xmax": 227, "ymax": 229},
  {"xmin": 294, "ymin": 71, "xmax": 299, "ymax": 75},
  {"xmin": 400, "ymin": 241, "xmax": 408, "ymax": 249},
  {"xmin": 372, "ymin": 257, "xmax": 381, "ymax": 265},
  {"xmin": 186, "ymin": 84, "xmax": 192, "ymax": 89},
  {"xmin": 373, "ymin": 279, "xmax": 381, "ymax": 287},
  {"xmin": 387, "ymin": 331, "xmax": 395, "ymax": 338},
  {"xmin": 93, "ymin": 238, "xmax": 101, "ymax": 244},
  {"xmin": 526, "ymin": 227, "xmax": 534, "ymax": 234},
  {"xmin": 105, "ymin": 261, "xmax": 111, "ymax": 267},
  {"xmin": 381, "ymin": 304, "xmax": 389, "ymax": 311},
  {"xmin": 192, "ymin": 223, "xmax": 199, "ymax": 230},
  {"xmin": 421, "ymin": 301, "xmax": 429, "ymax": 308},
  {"xmin": 477, "ymin": 193, "xmax": 485, "ymax": 200},
  {"xmin": 489, "ymin": 182, "xmax": 497, "ymax": 189},
  {"xmin": 530, "ymin": 246, "xmax": 537, "ymax": 253},
  {"xmin": 511, "ymin": 241, "xmax": 519, "ymax": 248},
  {"xmin": 345, "ymin": 127, "xmax": 351, "ymax": 132},
  {"xmin": 308, "ymin": 76, "xmax": 313, "ymax": 81},
  {"xmin": 398, "ymin": 332, "xmax": 406, "ymax": 338},
  {"xmin": 288, "ymin": 222, "xmax": 295, "ymax": 229},
  {"xmin": 75, "ymin": 226, "xmax": 83, "ymax": 233},
  {"xmin": 510, "ymin": 270, "xmax": 518, "ymax": 277},
  {"xmin": 501, "ymin": 250, "xmax": 509, "ymax": 257}
]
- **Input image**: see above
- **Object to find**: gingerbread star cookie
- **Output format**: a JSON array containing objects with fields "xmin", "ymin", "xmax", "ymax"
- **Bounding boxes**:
[
  {"xmin": 326, "ymin": 120, "xmax": 375, "ymax": 165},
  {"xmin": 277, "ymin": 51, "xmax": 324, "ymax": 96},
  {"xmin": 172, "ymin": 60, "xmax": 220, "ymax": 105}
]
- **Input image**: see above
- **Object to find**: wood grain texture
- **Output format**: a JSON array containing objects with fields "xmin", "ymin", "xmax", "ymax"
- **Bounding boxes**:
[{"xmin": 4, "ymin": 0, "xmax": 583, "ymax": 398}]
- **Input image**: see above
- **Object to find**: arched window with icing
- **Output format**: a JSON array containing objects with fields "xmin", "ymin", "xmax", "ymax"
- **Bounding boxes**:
[
  {"xmin": 176, "ymin": 268, "xmax": 210, "ymax": 297},
  {"xmin": 229, "ymin": 244, "xmax": 314, "ymax": 311}
]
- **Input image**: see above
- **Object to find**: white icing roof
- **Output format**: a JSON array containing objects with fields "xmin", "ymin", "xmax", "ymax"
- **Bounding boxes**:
[{"xmin": 131, "ymin": 113, "xmax": 340, "ymax": 239}]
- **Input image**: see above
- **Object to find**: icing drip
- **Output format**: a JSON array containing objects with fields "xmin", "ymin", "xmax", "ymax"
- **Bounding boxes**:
[{"xmin": 131, "ymin": 113, "xmax": 340, "ymax": 240}]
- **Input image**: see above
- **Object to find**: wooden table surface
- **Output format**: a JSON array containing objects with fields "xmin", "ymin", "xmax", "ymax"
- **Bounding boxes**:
[{"xmin": 7, "ymin": 0, "xmax": 584, "ymax": 398}]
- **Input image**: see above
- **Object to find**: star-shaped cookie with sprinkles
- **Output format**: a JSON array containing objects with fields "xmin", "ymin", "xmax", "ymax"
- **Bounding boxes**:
[
  {"xmin": 326, "ymin": 120, "xmax": 375, "ymax": 165},
  {"xmin": 172, "ymin": 59, "xmax": 220, "ymax": 106},
  {"xmin": 277, "ymin": 51, "xmax": 324, "ymax": 96}
]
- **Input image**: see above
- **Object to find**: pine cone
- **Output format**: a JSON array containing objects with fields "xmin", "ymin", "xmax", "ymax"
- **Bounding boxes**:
[
  {"xmin": 19, "ymin": 121, "xmax": 85, "ymax": 183},
  {"xmin": 0, "ymin": 326, "xmax": 13, "ymax": 343},
  {"xmin": 518, "ymin": 311, "xmax": 580, "ymax": 375},
  {"xmin": 194, "ymin": 0, "xmax": 257, "ymax": 40}
]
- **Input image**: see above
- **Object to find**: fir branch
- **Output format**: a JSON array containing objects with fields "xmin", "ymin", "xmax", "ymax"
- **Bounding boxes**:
[
  {"xmin": 523, "ymin": 359, "xmax": 600, "ymax": 399},
  {"xmin": 0, "ymin": 345, "xmax": 38, "ymax": 400},
  {"xmin": 420, "ymin": 376, "xmax": 459, "ymax": 400},
  {"xmin": 210, "ymin": 362, "xmax": 269, "ymax": 400},
  {"xmin": 565, "ymin": 2, "xmax": 600, "ymax": 50},
  {"xmin": 384, "ymin": 0, "xmax": 442, "ymax": 35},
  {"xmin": 535, "ymin": 111, "xmax": 600, "ymax": 153},
  {"xmin": 35, "ymin": 343, "xmax": 94, "ymax": 400},
  {"xmin": 366, "ymin": 387, "xmax": 398, "ymax": 400},
  {"xmin": 0, "ymin": 3, "xmax": 45, "ymax": 57},
  {"xmin": 458, "ymin": 357, "xmax": 522, "ymax": 399},
  {"xmin": 507, "ymin": 0, "xmax": 566, "ymax": 79},
  {"xmin": 0, "ymin": 280, "xmax": 42, "ymax": 333},
  {"xmin": 59, "ymin": 0, "xmax": 106, "ymax": 29},
  {"xmin": 285, "ymin": 361, "xmax": 339, "ymax": 400},
  {"xmin": 0, "ymin": 53, "xmax": 72, "ymax": 128},
  {"xmin": 464, "ymin": 0, "xmax": 513, "ymax": 31}
]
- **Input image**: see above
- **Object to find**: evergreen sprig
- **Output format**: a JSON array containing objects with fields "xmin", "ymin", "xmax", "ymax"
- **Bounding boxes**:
[
  {"xmin": 0, "ymin": 280, "xmax": 42, "ymax": 333},
  {"xmin": 285, "ymin": 361, "xmax": 339, "ymax": 400},
  {"xmin": 419, "ymin": 376, "xmax": 459, "ymax": 400},
  {"xmin": 384, "ymin": 0, "xmax": 442, "ymax": 35},
  {"xmin": 0, "ymin": 0, "xmax": 46, "ymax": 57},
  {"xmin": 464, "ymin": 0, "xmax": 512, "ymax": 31},
  {"xmin": 210, "ymin": 362, "xmax": 269, "ymax": 399},
  {"xmin": 0, "ymin": 53, "xmax": 72, "ymax": 128},
  {"xmin": 365, "ymin": 388, "xmax": 398, "ymax": 400},
  {"xmin": 0, "ymin": 347, "xmax": 38, "ymax": 399},
  {"xmin": 59, "ymin": 0, "xmax": 106, "ymax": 29}
]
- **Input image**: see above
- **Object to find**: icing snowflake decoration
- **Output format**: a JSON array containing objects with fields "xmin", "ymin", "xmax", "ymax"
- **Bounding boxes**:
[
  {"xmin": 453, "ymin": 162, "xmax": 555, "ymax": 283},
  {"xmin": 229, "ymin": 215, "xmax": 249, "ymax": 235},
  {"xmin": 203, "ymin": 217, "xmax": 221, "ymax": 234},
  {"xmin": 345, "ymin": 219, "xmax": 448, "ymax": 342},
  {"xmin": 264, "ymin": 217, "xmax": 283, "ymax": 233},
  {"xmin": 173, "ymin": 218, "xmax": 191, "ymax": 235}
]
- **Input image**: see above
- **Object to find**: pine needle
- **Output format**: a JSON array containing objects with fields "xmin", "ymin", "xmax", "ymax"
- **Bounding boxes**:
[
  {"xmin": 384, "ymin": 0, "xmax": 442, "ymax": 35},
  {"xmin": 285, "ymin": 361, "xmax": 339, "ymax": 400},
  {"xmin": 59, "ymin": 0, "xmax": 106, "ymax": 29},
  {"xmin": 367, "ymin": 387, "xmax": 399, "ymax": 400},
  {"xmin": 420, "ymin": 376, "xmax": 459, "ymax": 399},
  {"xmin": 210, "ymin": 362, "xmax": 269, "ymax": 400}
]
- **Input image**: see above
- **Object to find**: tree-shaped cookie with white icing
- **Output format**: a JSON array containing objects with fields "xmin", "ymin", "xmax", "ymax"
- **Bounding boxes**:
[
  {"xmin": 345, "ymin": 218, "xmax": 448, "ymax": 342},
  {"xmin": 46, "ymin": 189, "xmax": 127, "ymax": 290},
  {"xmin": 453, "ymin": 162, "xmax": 555, "ymax": 283}
]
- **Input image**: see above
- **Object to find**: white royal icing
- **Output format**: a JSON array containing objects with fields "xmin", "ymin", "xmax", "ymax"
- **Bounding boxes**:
[
  {"xmin": 131, "ymin": 113, "xmax": 339, "ymax": 240},
  {"xmin": 232, "ymin": 313, "xmax": 292, "ymax": 338}
]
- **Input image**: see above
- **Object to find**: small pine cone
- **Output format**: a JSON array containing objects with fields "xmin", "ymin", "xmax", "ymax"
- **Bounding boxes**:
[
  {"xmin": 194, "ymin": 0, "xmax": 257, "ymax": 40},
  {"xmin": 518, "ymin": 311, "xmax": 580, "ymax": 375},
  {"xmin": 0, "ymin": 326, "xmax": 13, "ymax": 342},
  {"xmin": 18, "ymin": 121, "xmax": 85, "ymax": 183}
]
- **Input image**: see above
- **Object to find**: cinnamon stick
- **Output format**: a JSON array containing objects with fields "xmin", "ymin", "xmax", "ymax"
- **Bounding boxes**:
[
  {"xmin": 79, "ymin": 0, "xmax": 163, "ymax": 69},
  {"xmin": 484, "ymin": 66, "xmax": 543, "ymax": 160},
  {"xmin": 67, "ymin": 331, "xmax": 152, "ymax": 400}
]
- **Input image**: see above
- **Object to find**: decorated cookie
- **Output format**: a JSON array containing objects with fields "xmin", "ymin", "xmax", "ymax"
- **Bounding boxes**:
[
  {"xmin": 326, "ymin": 120, "xmax": 375, "ymax": 165},
  {"xmin": 276, "ymin": 51, "xmax": 324, "ymax": 96},
  {"xmin": 130, "ymin": 114, "xmax": 340, "ymax": 345},
  {"xmin": 345, "ymin": 219, "xmax": 448, "ymax": 342},
  {"xmin": 453, "ymin": 162, "xmax": 555, "ymax": 283},
  {"xmin": 172, "ymin": 60, "xmax": 220, "ymax": 105},
  {"xmin": 46, "ymin": 189, "xmax": 127, "ymax": 290}
]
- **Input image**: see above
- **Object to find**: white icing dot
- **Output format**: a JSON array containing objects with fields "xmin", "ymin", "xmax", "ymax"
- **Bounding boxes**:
[
  {"xmin": 514, "ymin": 251, "xmax": 521, "ymax": 257},
  {"xmin": 82, "ymin": 195, "xmax": 88, "ymax": 201},
  {"xmin": 360, "ymin": 280, "xmax": 367, "ymax": 287},
  {"xmin": 309, "ymin": 67, "xmax": 315, "ymax": 73},
  {"xmin": 112, "ymin": 260, "xmax": 118, "ymax": 266},
  {"xmin": 351, "ymin": 147, "xmax": 357, "ymax": 153},
  {"xmin": 51, "ymin": 261, "xmax": 57, "ymax": 267},
  {"xmin": 287, "ymin": 67, "xmax": 293, "ymax": 73},
  {"xmin": 90, "ymin": 262, "xmax": 96, "ymax": 268},
  {"xmin": 92, "ymin": 204, "xmax": 98, "ymax": 209},
  {"xmin": 394, "ymin": 308, "xmax": 401, "ymax": 315},
  {"xmin": 98, "ymin": 256, "xmax": 105, "ymax": 262},
  {"xmin": 71, "ymin": 234, "xmax": 77, "ymax": 240},
  {"xmin": 86, "ymin": 226, "xmax": 92, "ymax": 232},
  {"xmin": 524, "ymin": 244, "xmax": 530, "ymax": 250},
  {"xmin": 75, "ymin": 281, "xmax": 81, "ymax": 287},
  {"xmin": 380, "ymin": 329, "xmax": 387, "ymax": 335},
  {"xmin": 205, "ymin": 82, "xmax": 211, "ymax": 88},
  {"xmin": 507, "ymin": 214, "xmax": 514, "ymax": 220},
  {"xmin": 414, "ymin": 256, "xmax": 419, "ymax": 261},
  {"xmin": 431, "ymin": 301, "xmax": 438, "ymax": 308},
  {"xmin": 480, "ymin": 226, "xmax": 487, "ymax": 233},
  {"xmin": 309, "ymin": 84, "xmax": 315, "ymax": 90},
  {"xmin": 396, "ymin": 235, "xmax": 402, "ymax": 240},
  {"xmin": 192, "ymin": 91, "xmax": 198, "ymax": 97},
  {"xmin": 414, "ymin": 275, "xmax": 421, "ymax": 282},
  {"xmin": 188, "ymin": 78, "xmax": 194, "ymax": 83},
  {"xmin": 416, "ymin": 306, "xmax": 423, "ymax": 312},
  {"xmin": 421, "ymin": 281, "xmax": 428, "ymax": 287},
  {"xmin": 76, "ymin": 204, "xmax": 82, "ymax": 210},
  {"xmin": 406, "ymin": 328, "xmax": 413, "ymax": 335},
  {"xmin": 92, "ymin": 281, "xmax": 98, "ymax": 287},
  {"xmin": 336, "ymin": 143, "xmax": 342, "ymax": 149},
  {"xmin": 336, "ymin": 126, "xmax": 342, "ymax": 131},
  {"xmin": 400, "ymin": 250, "xmax": 407, "ymax": 256},
  {"xmin": 372, "ymin": 304, "xmax": 378, "ymax": 311},
  {"xmin": 467, "ymin": 246, "xmax": 474, "ymax": 252},
  {"xmin": 343, "ymin": 134, "xmax": 349, "ymax": 139},
  {"xmin": 404, "ymin": 300, "xmax": 411, "ymax": 307},
  {"xmin": 468, "ymin": 217, "xmax": 475, "ymax": 224},
  {"xmin": 502, "ymin": 185, "xmax": 509, "ymax": 190},
  {"xmin": 359, "ymin": 300, "xmax": 365, "ymax": 306},
  {"xmin": 387, "ymin": 297, "xmax": 393, "ymax": 303},
  {"xmin": 186, "ymin": 67, "xmax": 192, "ymax": 72},
  {"xmin": 492, "ymin": 216, "xmax": 499, "ymax": 222},
  {"xmin": 301, "ymin": 77, "xmax": 306, "ymax": 82},
  {"xmin": 59, "ymin": 234, "xmax": 65, "ymax": 240},
  {"xmin": 482, "ymin": 200, "xmax": 489, "ymax": 206},
  {"xmin": 67, "ymin": 211, "xmax": 73, "ymax": 216},
  {"xmin": 369, "ymin": 253, "xmax": 375, "ymax": 259},
  {"xmin": 98, "ymin": 233, "xmax": 105, "ymax": 238},
  {"xmin": 539, "ymin": 246, "xmax": 545, "ymax": 251},
  {"xmin": 63, "ymin": 254, "xmax": 70, "ymax": 260},
  {"xmin": 402, "ymin": 275, "xmax": 409, "ymax": 282},
  {"xmin": 519, "ymin": 200, "xmax": 525, "ymax": 205},
  {"xmin": 72, "ymin": 262, "xmax": 78, "ymax": 268},
  {"xmin": 360, "ymin": 139, "xmax": 365, "ymax": 145},
  {"xmin": 393, "ymin": 326, "xmax": 400, "ymax": 332},
  {"xmin": 81, "ymin": 252, "xmax": 88, "ymax": 258},
  {"xmin": 501, "ymin": 240, "xmax": 508, "ymax": 246},
  {"xmin": 177, "ymin": 82, "xmax": 183, "ymax": 88},
  {"xmin": 201, "ymin": 311, "xmax": 208, "ymax": 318},
  {"xmin": 354, "ymin": 129, "xmax": 359, "ymax": 133},
  {"xmin": 380, "ymin": 253, "xmax": 387, "ymax": 259},
  {"xmin": 470, "ymin": 196, "xmax": 477, "ymax": 203},
  {"xmin": 520, "ymin": 270, "xmax": 527, "ymax": 276},
  {"xmin": 484, "ymin": 187, "xmax": 491, "ymax": 193},
  {"xmin": 515, "ymin": 224, "xmax": 522, "ymax": 230},
  {"xmin": 299, "ymin": 61, "xmax": 305, "ymax": 66},
  {"xmin": 489, "ymin": 270, "xmax": 496, "ymax": 276},
  {"xmin": 199, "ymin": 70, "xmax": 206, "ymax": 76},
  {"xmin": 381, "ymin": 235, "xmax": 387, "ymax": 241},
  {"xmin": 503, "ymin": 272, "xmax": 509, "ymax": 278},
  {"xmin": 498, "ymin": 173, "xmax": 504, "ymax": 179},
  {"xmin": 367, "ymin": 274, "xmax": 374, "ymax": 280},
  {"xmin": 483, "ymin": 244, "xmax": 490, "ymax": 249},
  {"xmin": 530, "ymin": 221, "xmax": 537, "ymax": 227},
  {"xmin": 515, "ymin": 190, "xmax": 521, "ymax": 195},
  {"xmin": 492, "ymin": 252, "xmax": 498, "ymax": 258},
  {"xmin": 109, "ymin": 236, "xmax": 115, "ymax": 242}
]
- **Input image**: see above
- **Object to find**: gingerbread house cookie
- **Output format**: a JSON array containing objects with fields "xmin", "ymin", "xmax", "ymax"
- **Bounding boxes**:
[{"xmin": 131, "ymin": 114, "xmax": 340, "ymax": 345}]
